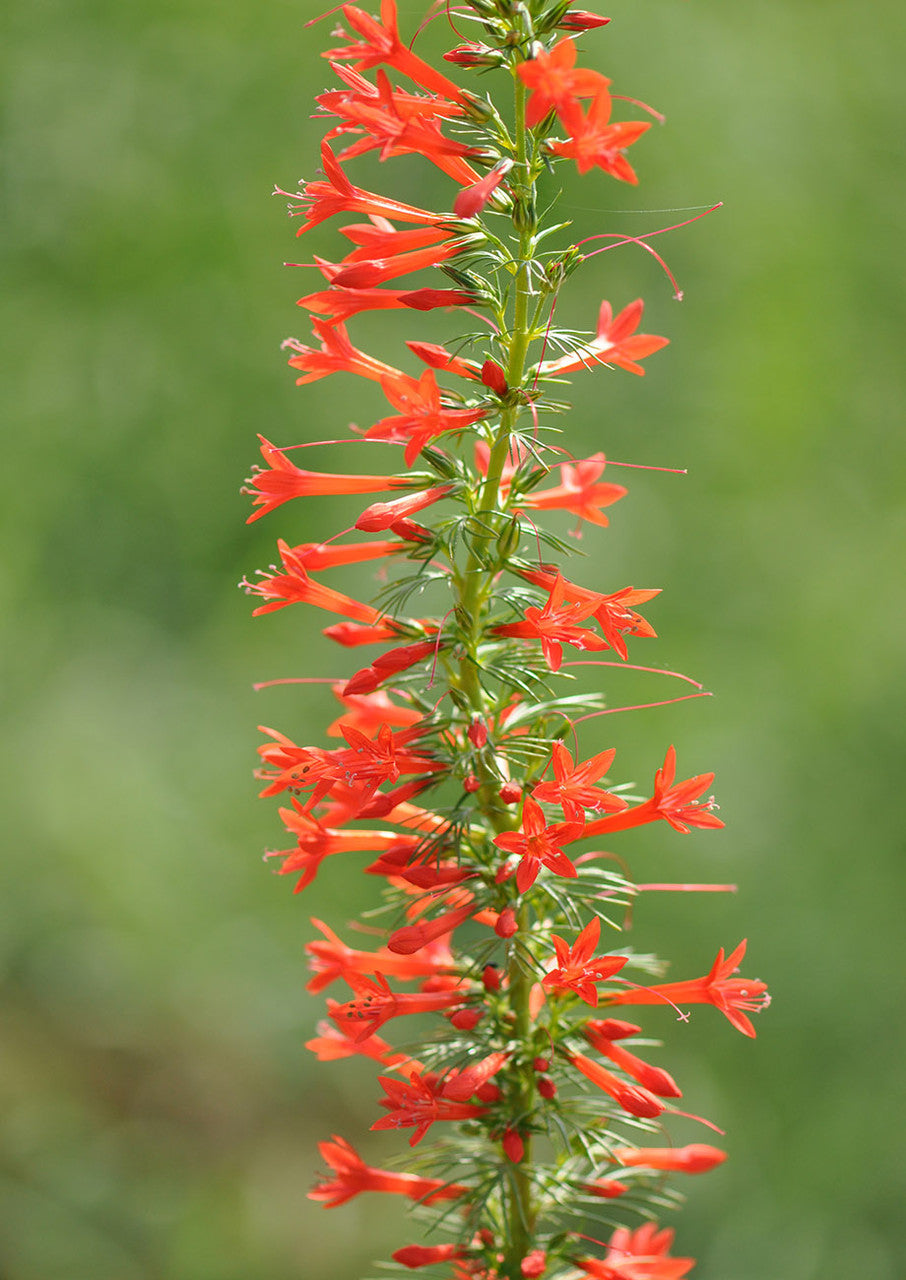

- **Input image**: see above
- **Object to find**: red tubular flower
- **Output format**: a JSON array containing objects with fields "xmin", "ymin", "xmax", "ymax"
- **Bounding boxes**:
[
  {"xmin": 542, "ymin": 916, "xmax": 627, "ymax": 1006},
  {"xmin": 517, "ymin": 38, "xmax": 610, "ymax": 127},
  {"xmin": 441, "ymin": 1050, "xmax": 509, "ymax": 1101},
  {"xmin": 454, "ymin": 159, "xmax": 514, "ymax": 218},
  {"xmin": 365, "ymin": 369, "xmax": 486, "ymax": 465},
  {"xmin": 611, "ymin": 1143, "xmax": 727, "ymax": 1174},
  {"xmin": 532, "ymin": 741, "xmax": 627, "ymax": 814},
  {"xmin": 305, "ymin": 1014, "xmax": 418, "ymax": 1069},
  {"xmin": 243, "ymin": 539, "xmax": 391, "ymax": 622},
  {"xmin": 558, "ymin": 10, "xmax": 612, "ymax": 30},
  {"xmin": 406, "ymin": 340, "xmax": 481, "ymax": 380},
  {"xmin": 567, "ymin": 1051, "xmax": 665, "ymax": 1119},
  {"xmin": 288, "ymin": 141, "xmax": 443, "ymax": 235},
  {"xmin": 537, "ymin": 299, "xmax": 669, "ymax": 378},
  {"xmin": 333, "ymin": 238, "xmax": 467, "ymax": 289},
  {"xmin": 273, "ymin": 801, "xmax": 422, "ymax": 890},
  {"xmin": 306, "ymin": 917, "xmax": 456, "ymax": 991},
  {"xmin": 393, "ymin": 1244, "xmax": 465, "ymax": 1269},
  {"xmin": 286, "ymin": 539, "xmax": 404, "ymax": 571},
  {"xmin": 492, "ymin": 796, "xmax": 584, "ymax": 893},
  {"xmin": 356, "ymin": 484, "xmax": 453, "ymax": 530},
  {"xmin": 331, "ymin": 971, "xmax": 470, "ymax": 1043},
  {"xmin": 576, "ymin": 1222, "xmax": 694, "ymax": 1279},
  {"xmin": 387, "ymin": 900, "xmax": 477, "ymax": 954},
  {"xmin": 309, "ymin": 1135, "xmax": 466, "ymax": 1207},
  {"xmin": 243, "ymin": 435, "xmax": 406, "ymax": 522},
  {"xmin": 582, "ymin": 745, "xmax": 723, "ymax": 838},
  {"xmin": 327, "ymin": 686, "xmax": 422, "ymax": 738},
  {"xmin": 520, "ymin": 454, "xmax": 627, "ymax": 528},
  {"xmin": 372, "ymin": 1069, "xmax": 489, "ymax": 1145},
  {"xmin": 584, "ymin": 1019, "xmax": 682, "ymax": 1097},
  {"xmin": 283, "ymin": 317, "xmax": 405, "ymax": 384},
  {"xmin": 519, "ymin": 566, "xmax": 659, "ymax": 660},
  {"xmin": 343, "ymin": 638, "xmax": 442, "ymax": 696},
  {"xmin": 549, "ymin": 88, "xmax": 651, "ymax": 182},
  {"xmin": 493, "ymin": 572, "xmax": 610, "ymax": 671},
  {"xmin": 606, "ymin": 939, "xmax": 769, "ymax": 1037},
  {"xmin": 327, "ymin": 0, "xmax": 469, "ymax": 104},
  {"xmin": 502, "ymin": 1128, "xmax": 525, "ymax": 1163}
]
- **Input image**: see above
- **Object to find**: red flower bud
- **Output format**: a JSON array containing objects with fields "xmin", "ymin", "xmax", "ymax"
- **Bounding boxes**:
[
  {"xmin": 481, "ymin": 359, "xmax": 508, "ymax": 395},
  {"xmin": 453, "ymin": 160, "xmax": 514, "ymax": 219},
  {"xmin": 557, "ymin": 9, "xmax": 611, "ymax": 29},
  {"xmin": 399, "ymin": 288, "xmax": 478, "ymax": 311},
  {"xmin": 495, "ymin": 907, "xmax": 518, "ymax": 938},
  {"xmin": 585, "ymin": 1178, "xmax": 629, "ymax": 1199},
  {"xmin": 476, "ymin": 1081, "xmax": 501, "ymax": 1103},
  {"xmin": 499, "ymin": 781, "xmax": 522, "ymax": 804},
  {"xmin": 482, "ymin": 963, "xmax": 502, "ymax": 992},
  {"xmin": 448, "ymin": 1007, "xmax": 485, "ymax": 1031},
  {"xmin": 537, "ymin": 1075, "xmax": 556, "ymax": 1099},
  {"xmin": 464, "ymin": 773, "xmax": 481, "ymax": 793},
  {"xmin": 502, "ymin": 1128, "xmax": 524, "ymax": 1163},
  {"xmin": 533, "ymin": 1056, "xmax": 550, "ymax": 1072},
  {"xmin": 468, "ymin": 718, "xmax": 489, "ymax": 748},
  {"xmin": 521, "ymin": 1250, "xmax": 547, "ymax": 1278}
]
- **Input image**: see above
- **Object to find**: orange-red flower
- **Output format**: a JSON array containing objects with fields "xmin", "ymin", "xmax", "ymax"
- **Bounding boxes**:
[
  {"xmin": 309, "ymin": 1134, "xmax": 467, "ymax": 1207},
  {"xmin": 306, "ymin": 917, "xmax": 456, "ymax": 991},
  {"xmin": 365, "ymin": 369, "xmax": 487, "ymax": 465},
  {"xmin": 517, "ymin": 38, "xmax": 609, "ymax": 127},
  {"xmin": 568, "ymin": 1051, "xmax": 664, "ymax": 1118},
  {"xmin": 283, "ymin": 317, "xmax": 405, "ymax": 385},
  {"xmin": 493, "ymin": 572, "xmax": 610, "ymax": 671},
  {"xmin": 331, "ymin": 971, "xmax": 470, "ymax": 1043},
  {"xmin": 607, "ymin": 939, "xmax": 769, "ymax": 1037},
  {"xmin": 288, "ymin": 141, "xmax": 443, "ymax": 236},
  {"xmin": 532, "ymin": 742, "xmax": 627, "ymax": 814},
  {"xmin": 581, "ymin": 745, "xmax": 723, "ymax": 839},
  {"xmin": 326, "ymin": 0, "xmax": 468, "ymax": 104},
  {"xmin": 537, "ymin": 299, "xmax": 669, "ymax": 378},
  {"xmin": 243, "ymin": 539, "xmax": 395, "ymax": 622},
  {"xmin": 372, "ymin": 1068, "xmax": 489, "ymax": 1145},
  {"xmin": 584, "ymin": 1018, "xmax": 681, "ymax": 1097},
  {"xmin": 520, "ymin": 454, "xmax": 627, "ymax": 528},
  {"xmin": 243, "ymin": 435, "xmax": 406, "ymax": 522},
  {"xmin": 611, "ymin": 1143, "xmax": 726, "ymax": 1174},
  {"xmin": 492, "ymin": 796, "xmax": 584, "ymax": 893},
  {"xmin": 550, "ymin": 88, "xmax": 651, "ymax": 182},
  {"xmin": 576, "ymin": 1222, "xmax": 695, "ymax": 1279},
  {"xmin": 542, "ymin": 916, "xmax": 627, "ymax": 1006}
]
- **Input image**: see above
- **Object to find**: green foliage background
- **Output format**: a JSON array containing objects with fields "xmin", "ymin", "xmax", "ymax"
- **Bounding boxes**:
[{"xmin": 3, "ymin": 0, "xmax": 904, "ymax": 1276}]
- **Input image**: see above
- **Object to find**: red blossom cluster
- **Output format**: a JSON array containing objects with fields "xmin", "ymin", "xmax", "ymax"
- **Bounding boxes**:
[{"xmin": 244, "ymin": 3, "xmax": 767, "ymax": 1277}]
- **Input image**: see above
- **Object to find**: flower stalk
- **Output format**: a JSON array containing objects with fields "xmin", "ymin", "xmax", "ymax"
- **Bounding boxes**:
[{"xmin": 244, "ymin": 3, "xmax": 768, "ymax": 1276}]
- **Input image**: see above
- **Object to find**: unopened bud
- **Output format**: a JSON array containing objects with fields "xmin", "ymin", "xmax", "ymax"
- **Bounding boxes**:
[
  {"xmin": 468, "ymin": 718, "xmax": 489, "ymax": 748},
  {"xmin": 499, "ymin": 781, "xmax": 522, "ymax": 804},
  {"xmin": 463, "ymin": 773, "xmax": 481, "ymax": 793},
  {"xmin": 533, "ymin": 1056, "xmax": 550, "ymax": 1072},
  {"xmin": 502, "ymin": 1128, "xmax": 525, "ymax": 1163},
  {"xmin": 448, "ymin": 1007, "xmax": 484, "ymax": 1031},
  {"xmin": 482, "ymin": 963, "xmax": 502, "ymax": 992},
  {"xmin": 521, "ymin": 1250, "xmax": 547, "ymax": 1278},
  {"xmin": 495, "ymin": 515, "xmax": 522, "ymax": 561},
  {"xmin": 537, "ymin": 1075, "xmax": 556, "ymax": 1099},
  {"xmin": 495, "ymin": 907, "xmax": 518, "ymax": 938},
  {"xmin": 481, "ymin": 359, "xmax": 508, "ymax": 395},
  {"xmin": 511, "ymin": 193, "xmax": 536, "ymax": 233},
  {"xmin": 558, "ymin": 8, "xmax": 611, "ymax": 29}
]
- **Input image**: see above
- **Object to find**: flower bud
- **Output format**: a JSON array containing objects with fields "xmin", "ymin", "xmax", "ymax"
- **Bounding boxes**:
[
  {"xmin": 558, "ymin": 8, "xmax": 611, "ymax": 29},
  {"xmin": 464, "ymin": 773, "xmax": 481, "ymax": 793},
  {"xmin": 482, "ymin": 963, "xmax": 502, "ymax": 992},
  {"xmin": 495, "ymin": 907, "xmax": 518, "ymax": 938},
  {"xmin": 481, "ymin": 359, "xmax": 508, "ymax": 395},
  {"xmin": 499, "ymin": 781, "xmax": 522, "ymax": 804},
  {"xmin": 502, "ymin": 1128, "xmax": 525, "ymax": 1163},
  {"xmin": 521, "ymin": 1250, "xmax": 547, "ymax": 1278},
  {"xmin": 468, "ymin": 718, "xmax": 489, "ymax": 748},
  {"xmin": 537, "ymin": 1075, "xmax": 556, "ymax": 1099},
  {"xmin": 448, "ymin": 1007, "xmax": 485, "ymax": 1031},
  {"xmin": 533, "ymin": 1056, "xmax": 550, "ymax": 1072},
  {"xmin": 495, "ymin": 515, "xmax": 522, "ymax": 561}
]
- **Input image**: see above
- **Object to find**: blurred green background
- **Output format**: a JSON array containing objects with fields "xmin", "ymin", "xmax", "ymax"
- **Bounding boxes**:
[{"xmin": 3, "ymin": 0, "xmax": 905, "ymax": 1276}]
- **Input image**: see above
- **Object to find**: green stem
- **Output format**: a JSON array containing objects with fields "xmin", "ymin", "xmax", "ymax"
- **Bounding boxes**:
[{"xmin": 450, "ymin": 69, "xmax": 541, "ymax": 1278}]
